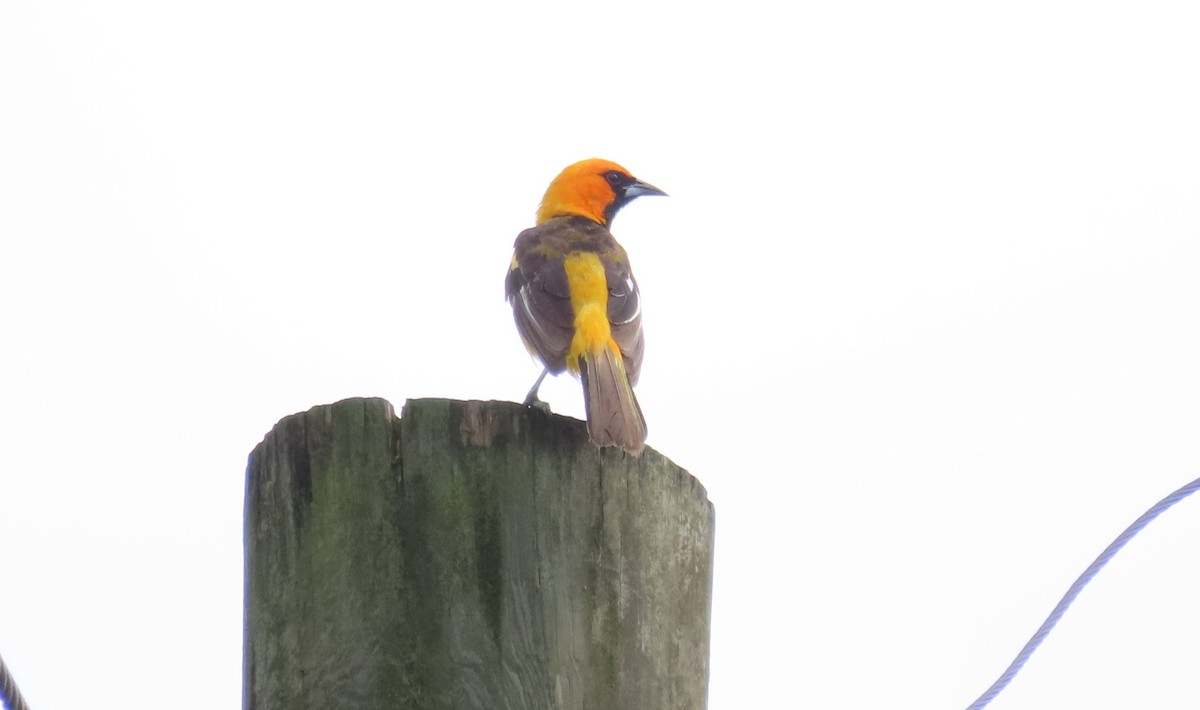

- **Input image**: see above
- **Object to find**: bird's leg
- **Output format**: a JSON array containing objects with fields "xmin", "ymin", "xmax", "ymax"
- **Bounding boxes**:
[{"xmin": 523, "ymin": 368, "xmax": 551, "ymax": 413}]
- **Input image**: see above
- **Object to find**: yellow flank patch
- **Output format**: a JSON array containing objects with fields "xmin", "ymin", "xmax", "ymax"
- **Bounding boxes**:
[
  {"xmin": 510, "ymin": 252, "xmax": 519, "ymax": 270},
  {"xmin": 563, "ymin": 252, "xmax": 612, "ymax": 372}
]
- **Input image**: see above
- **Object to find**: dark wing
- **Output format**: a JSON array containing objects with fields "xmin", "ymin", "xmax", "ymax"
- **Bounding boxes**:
[
  {"xmin": 603, "ymin": 250, "xmax": 644, "ymax": 386},
  {"xmin": 505, "ymin": 223, "xmax": 575, "ymax": 373},
  {"xmin": 506, "ymin": 216, "xmax": 645, "ymax": 383}
]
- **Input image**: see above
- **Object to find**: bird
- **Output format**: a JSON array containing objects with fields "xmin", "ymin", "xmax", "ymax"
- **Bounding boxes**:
[{"xmin": 505, "ymin": 159, "xmax": 666, "ymax": 454}]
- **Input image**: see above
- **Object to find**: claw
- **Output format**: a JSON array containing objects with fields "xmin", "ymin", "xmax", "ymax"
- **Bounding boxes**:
[{"xmin": 523, "ymin": 368, "xmax": 550, "ymax": 408}]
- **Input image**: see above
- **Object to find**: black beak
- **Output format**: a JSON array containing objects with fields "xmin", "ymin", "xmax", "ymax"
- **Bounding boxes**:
[{"xmin": 624, "ymin": 179, "xmax": 668, "ymax": 199}]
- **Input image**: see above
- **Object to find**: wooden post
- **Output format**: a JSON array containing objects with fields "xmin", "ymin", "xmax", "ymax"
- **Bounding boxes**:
[{"xmin": 244, "ymin": 397, "xmax": 714, "ymax": 710}]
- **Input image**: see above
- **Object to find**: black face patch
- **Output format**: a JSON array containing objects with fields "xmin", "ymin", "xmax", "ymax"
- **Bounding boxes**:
[
  {"xmin": 604, "ymin": 170, "xmax": 634, "ymax": 190},
  {"xmin": 602, "ymin": 171, "xmax": 637, "ymax": 224}
]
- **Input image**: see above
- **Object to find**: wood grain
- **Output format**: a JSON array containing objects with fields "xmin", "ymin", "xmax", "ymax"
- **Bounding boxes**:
[{"xmin": 244, "ymin": 397, "xmax": 714, "ymax": 710}]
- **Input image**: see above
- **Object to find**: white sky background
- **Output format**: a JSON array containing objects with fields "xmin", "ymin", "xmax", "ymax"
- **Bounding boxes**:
[{"xmin": 2, "ymin": 1, "xmax": 1199, "ymax": 708}]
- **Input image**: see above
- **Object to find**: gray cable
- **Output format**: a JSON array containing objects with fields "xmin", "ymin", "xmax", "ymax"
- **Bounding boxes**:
[
  {"xmin": 0, "ymin": 650, "xmax": 31, "ymax": 710},
  {"xmin": 967, "ymin": 475, "xmax": 1200, "ymax": 710},
  {"xmin": 1, "ymin": 479, "xmax": 1196, "ymax": 710}
]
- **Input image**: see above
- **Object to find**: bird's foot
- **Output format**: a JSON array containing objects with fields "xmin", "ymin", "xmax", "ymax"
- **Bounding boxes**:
[{"xmin": 523, "ymin": 395, "xmax": 552, "ymax": 415}]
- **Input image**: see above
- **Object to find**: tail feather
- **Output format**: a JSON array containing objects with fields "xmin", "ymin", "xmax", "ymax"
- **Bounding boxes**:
[{"xmin": 579, "ymin": 345, "xmax": 647, "ymax": 454}]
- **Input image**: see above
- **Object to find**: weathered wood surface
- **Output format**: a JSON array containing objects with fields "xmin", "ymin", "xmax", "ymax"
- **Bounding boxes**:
[{"xmin": 244, "ymin": 397, "xmax": 714, "ymax": 710}]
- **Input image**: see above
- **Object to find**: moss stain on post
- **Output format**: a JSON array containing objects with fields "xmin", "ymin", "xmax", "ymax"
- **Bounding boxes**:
[{"xmin": 244, "ymin": 397, "xmax": 714, "ymax": 710}]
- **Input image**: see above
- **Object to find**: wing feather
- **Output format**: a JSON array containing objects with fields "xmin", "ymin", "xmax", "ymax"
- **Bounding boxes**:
[{"xmin": 506, "ymin": 216, "xmax": 644, "ymax": 383}]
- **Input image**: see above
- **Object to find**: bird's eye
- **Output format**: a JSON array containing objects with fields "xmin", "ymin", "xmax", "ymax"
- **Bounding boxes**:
[{"xmin": 604, "ymin": 171, "xmax": 625, "ymax": 186}]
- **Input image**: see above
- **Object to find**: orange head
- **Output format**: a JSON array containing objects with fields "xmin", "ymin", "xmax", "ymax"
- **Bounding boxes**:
[{"xmin": 536, "ymin": 158, "xmax": 667, "ymax": 226}]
